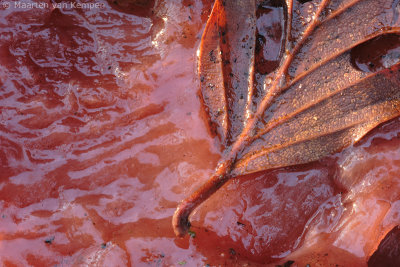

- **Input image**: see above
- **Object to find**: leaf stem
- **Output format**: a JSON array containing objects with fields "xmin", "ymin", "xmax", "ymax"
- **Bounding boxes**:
[{"xmin": 172, "ymin": 159, "xmax": 233, "ymax": 237}]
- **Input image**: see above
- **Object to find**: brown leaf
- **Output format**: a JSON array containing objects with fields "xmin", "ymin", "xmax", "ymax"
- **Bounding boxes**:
[{"xmin": 173, "ymin": 0, "xmax": 400, "ymax": 236}]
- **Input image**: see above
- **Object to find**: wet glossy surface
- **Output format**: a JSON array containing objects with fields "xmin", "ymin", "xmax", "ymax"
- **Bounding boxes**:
[
  {"xmin": 255, "ymin": 2, "xmax": 285, "ymax": 75},
  {"xmin": 351, "ymin": 34, "xmax": 400, "ymax": 73},
  {"xmin": 1, "ymin": 0, "xmax": 400, "ymax": 266}
]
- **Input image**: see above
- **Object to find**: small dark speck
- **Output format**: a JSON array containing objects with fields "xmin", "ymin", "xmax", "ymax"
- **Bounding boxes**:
[
  {"xmin": 209, "ymin": 50, "xmax": 216, "ymax": 63},
  {"xmin": 186, "ymin": 112, "xmax": 191, "ymax": 116},
  {"xmin": 45, "ymin": 236, "xmax": 55, "ymax": 245},
  {"xmin": 236, "ymin": 221, "xmax": 246, "ymax": 226},
  {"xmin": 108, "ymin": 66, "xmax": 112, "ymax": 70},
  {"xmin": 188, "ymin": 16, "xmax": 192, "ymax": 20},
  {"xmin": 229, "ymin": 248, "xmax": 236, "ymax": 255},
  {"xmin": 277, "ymin": 260, "xmax": 295, "ymax": 267},
  {"xmin": 101, "ymin": 243, "xmax": 107, "ymax": 249}
]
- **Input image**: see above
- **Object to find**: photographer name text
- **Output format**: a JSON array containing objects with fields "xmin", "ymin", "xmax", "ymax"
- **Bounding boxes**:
[{"xmin": 8, "ymin": 1, "xmax": 105, "ymax": 9}]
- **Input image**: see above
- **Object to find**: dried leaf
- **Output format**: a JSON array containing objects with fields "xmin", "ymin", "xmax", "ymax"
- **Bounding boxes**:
[{"xmin": 173, "ymin": 0, "xmax": 400, "ymax": 236}]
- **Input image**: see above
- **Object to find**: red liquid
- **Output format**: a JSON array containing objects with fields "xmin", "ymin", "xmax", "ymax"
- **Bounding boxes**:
[{"xmin": 0, "ymin": 1, "xmax": 399, "ymax": 266}]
